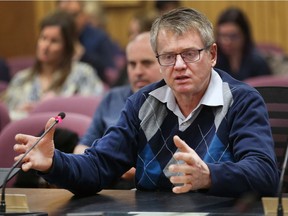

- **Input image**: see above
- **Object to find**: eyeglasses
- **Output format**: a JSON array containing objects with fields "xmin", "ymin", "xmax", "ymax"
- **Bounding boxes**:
[{"xmin": 156, "ymin": 45, "xmax": 211, "ymax": 66}]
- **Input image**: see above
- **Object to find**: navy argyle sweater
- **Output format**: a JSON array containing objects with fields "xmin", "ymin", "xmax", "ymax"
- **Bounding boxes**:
[{"xmin": 44, "ymin": 69, "xmax": 279, "ymax": 197}]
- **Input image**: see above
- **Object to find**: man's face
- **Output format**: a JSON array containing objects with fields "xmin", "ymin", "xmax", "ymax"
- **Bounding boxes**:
[
  {"xmin": 156, "ymin": 29, "xmax": 217, "ymax": 98},
  {"xmin": 126, "ymin": 34, "xmax": 162, "ymax": 93},
  {"xmin": 36, "ymin": 26, "xmax": 64, "ymax": 65},
  {"xmin": 216, "ymin": 22, "xmax": 244, "ymax": 56}
]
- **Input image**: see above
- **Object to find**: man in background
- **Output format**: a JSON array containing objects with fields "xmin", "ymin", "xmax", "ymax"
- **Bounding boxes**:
[
  {"xmin": 73, "ymin": 32, "xmax": 162, "ymax": 188},
  {"xmin": 58, "ymin": 0, "xmax": 124, "ymax": 87}
]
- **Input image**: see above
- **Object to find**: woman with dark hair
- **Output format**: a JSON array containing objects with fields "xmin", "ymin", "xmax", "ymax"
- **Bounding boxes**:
[
  {"xmin": 215, "ymin": 7, "xmax": 271, "ymax": 80},
  {"xmin": 2, "ymin": 10, "xmax": 105, "ymax": 120}
]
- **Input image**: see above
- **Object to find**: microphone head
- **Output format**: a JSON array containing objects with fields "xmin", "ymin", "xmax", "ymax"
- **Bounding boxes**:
[
  {"xmin": 58, "ymin": 112, "xmax": 66, "ymax": 120},
  {"xmin": 55, "ymin": 112, "xmax": 66, "ymax": 123}
]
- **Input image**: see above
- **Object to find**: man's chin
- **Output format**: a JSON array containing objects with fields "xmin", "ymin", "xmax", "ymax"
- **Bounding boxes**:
[{"xmin": 134, "ymin": 82, "xmax": 148, "ymax": 90}]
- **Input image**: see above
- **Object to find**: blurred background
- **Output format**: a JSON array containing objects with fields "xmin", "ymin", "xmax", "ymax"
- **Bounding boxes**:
[{"xmin": 0, "ymin": 0, "xmax": 287, "ymax": 58}]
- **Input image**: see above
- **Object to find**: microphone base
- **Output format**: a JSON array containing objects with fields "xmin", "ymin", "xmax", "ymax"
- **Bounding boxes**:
[{"xmin": 262, "ymin": 197, "xmax": 288, "ymax": 215}]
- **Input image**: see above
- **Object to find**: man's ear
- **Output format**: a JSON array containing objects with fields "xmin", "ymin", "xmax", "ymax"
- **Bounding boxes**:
[{"xmin": 210, "ymin": 43, "xmax": 217, "ymax": 67}]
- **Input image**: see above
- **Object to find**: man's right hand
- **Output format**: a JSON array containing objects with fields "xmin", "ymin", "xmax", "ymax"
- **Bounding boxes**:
[{"xmin": 13, "ymin": 117, "xmax": 56, "ymax": 173}]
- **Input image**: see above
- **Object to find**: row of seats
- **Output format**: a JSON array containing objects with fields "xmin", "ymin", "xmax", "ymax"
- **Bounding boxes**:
[
  {"xmin": 243, "ymin": 74, "xmax": 288, "ymax": 172},
  {"xmin": 254, "ymin": 86, "xmax": 288, "ymax": 193},
  {"xmin": 0, "ymin": 94, "xmax": 103, "ymax": 132},
  {"xmin": 0, "ymin": 95, "xmax": 102, "ymax": 187},
  {"xmin": 245, "ymin": 75, "xmax": 288, "ymax": 192}
]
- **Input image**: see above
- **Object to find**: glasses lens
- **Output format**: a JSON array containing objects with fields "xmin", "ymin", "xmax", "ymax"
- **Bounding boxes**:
[
  {"xmin": 159, "ymin": 54, "xmax": 176, "ymax": 66},
  {"xmin": 182, "ymin": 50, "xmax": 199, "ymax": 62}
]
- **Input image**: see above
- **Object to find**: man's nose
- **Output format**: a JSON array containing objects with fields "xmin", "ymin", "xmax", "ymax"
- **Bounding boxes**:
[
  {"xmin": 174, "ymin": 54, "xmax": 187, "ymax": 68},
  {"xmin": 134, "ymin": 64, "xmax": 144, "ymax": 75}
]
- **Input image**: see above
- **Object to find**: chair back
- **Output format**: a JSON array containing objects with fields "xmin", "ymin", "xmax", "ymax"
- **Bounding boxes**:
[
  {"xmin": 0, "ymin": 81, "xmax": 8, "ymax": 93},
  {"xmin": 0, "ymin": 102, "xmax": 10, "ymax": 133},
  {"xmin": 30, "ymin": 95, "xmax": 102, "ymax": 118},
  {"xmin": 244, "ymin": 75, "xmax": 288, "ymax": 87},
  {"xmin": 0, "ymin": 112, "xmax": 91, "ymax": 187},
  {"xmin": 6, "ymin": 56, "xmax": 35, "ymax": 77},
  {"xmin": 255, "ymin": 86, "xmax": 288, "ymax": 192}
]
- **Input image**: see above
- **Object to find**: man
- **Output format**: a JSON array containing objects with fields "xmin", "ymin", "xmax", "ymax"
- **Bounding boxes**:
[
  {"xmin": 58, "ymin": 0, "xmax": 124, "ymax": 86},
  {"xmin": 74, "ymin": 32, "xmax": 162, "ymax": 154},
  {"xmin": 73, "ymin": 32, "xmax": 162, "ymax": 188},
  {"xmin": 14, "ymin": 8, "xmax": 279, "ymax": 198}
]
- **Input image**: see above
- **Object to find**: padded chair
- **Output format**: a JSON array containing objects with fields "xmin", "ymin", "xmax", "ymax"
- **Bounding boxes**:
[
  {"xmin": 255, "ymin": 86, "xmax": 288, "ymax": 193},
  {"xmin": 0, "ymin": 112, "xmax": 92, "ymax": 187},
  {"xmin": 0, "ymin": 81, "xmax": 8, "ymax": 93},
  {"xmin": 244, "ymin": 75, "xmax": 288, "ymax": 87},
  {"xmin": 0, "ymin": 102, "xmax": 10, "ymax": 133},
  {"xmin": 30, "ymin": 95, "xmax": 103, "ymax": 118},
  {"xmin": 6, "ymin": 56, "xmax": 35, "ymax": 77}
]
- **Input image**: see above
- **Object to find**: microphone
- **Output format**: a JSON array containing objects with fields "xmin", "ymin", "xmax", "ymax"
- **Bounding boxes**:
[
  {"xmin": 0, "ymin": 112, "xmax": 65, "ymax": 214},
  {"xmin": 277, "ymin": 144, "xmax": 288, "ymax": 216}
]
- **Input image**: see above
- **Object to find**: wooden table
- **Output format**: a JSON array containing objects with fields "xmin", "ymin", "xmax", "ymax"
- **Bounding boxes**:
[{"xmin": 5, "ymin": 188, "xmax": 269, "ymax": 216}]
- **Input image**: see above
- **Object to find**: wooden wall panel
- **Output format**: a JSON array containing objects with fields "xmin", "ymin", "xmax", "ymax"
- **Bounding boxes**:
[
  {"xmin": 0, "ymin": 1, "xmax": 35, "ymax": 58},
  {"xmin": 0, "ymin": 1, "xmax": 55, "ymax": 58},
  {"xmin": 1, "ymin": 1, "xmax": 288, "ymax": 59},
  {"xmin": 181, "ymin": 1, "xmax": 288, "ymax": 53},
  {"xmin": 101, "ymin": 1, "xmax": 148, "ymax": 50}
]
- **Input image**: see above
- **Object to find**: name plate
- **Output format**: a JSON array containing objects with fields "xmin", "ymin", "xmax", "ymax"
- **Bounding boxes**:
[
  {"xmin": 0, "ymin": 193, "xmax": 29, "ymax": 213},
  {"xmin": 262, "ymin": 197, "xmax": 288, "ymax": 215}
]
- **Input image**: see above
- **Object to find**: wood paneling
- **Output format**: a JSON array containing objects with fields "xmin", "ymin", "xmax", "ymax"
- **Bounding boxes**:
[
  {"xmin": 181, "ymin": 1, "xmax": 288, "ymax": 53},
  {"xmin": 104, "ymin": 1, "xmax": 288, "ymax": 54},
  {"xmin": 0, "ymin": 1, "xmax": 35, "ymax": 58},
  {"xmin": 0, "ymin": 1, "xmax": 55, "ymax": 58},
  {"xmin": 1, "ymin": 1, "xmax": 288, "ymax": 59}
]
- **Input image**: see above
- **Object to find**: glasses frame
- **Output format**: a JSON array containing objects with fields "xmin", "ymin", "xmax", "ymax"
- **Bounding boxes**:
[{"xmin": 156, "ymin": 45, "xmax": 211, "ymax": 66}]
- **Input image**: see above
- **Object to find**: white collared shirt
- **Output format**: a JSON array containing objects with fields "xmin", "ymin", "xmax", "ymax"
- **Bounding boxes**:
[{"xmin": 149, "ymin": 69, "xmax": 224, "ymax": 131}]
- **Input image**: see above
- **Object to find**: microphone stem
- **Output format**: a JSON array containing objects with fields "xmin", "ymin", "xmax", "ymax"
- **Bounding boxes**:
[
  {"xmin": 277, "ymin": 144, "xmax": 288, "ymax": 216},
  {"xmin": 0, "ymin": 120, "xmax": 58, "ymax": 213}
]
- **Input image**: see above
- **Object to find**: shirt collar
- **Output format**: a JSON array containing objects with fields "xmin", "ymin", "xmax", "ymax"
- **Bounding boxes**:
[{"xmin": 149, "ymin": 69, "xmax": 224, "ymax": 108}]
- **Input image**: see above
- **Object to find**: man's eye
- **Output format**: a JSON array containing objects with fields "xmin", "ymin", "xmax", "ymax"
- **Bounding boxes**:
[
  {"xmin": 184, "ymin": 51, "xmax": 197, "ymax": 57},
  {"xmin": 163, "ymin": 54, "xmax": 174, "ymax": 60}
]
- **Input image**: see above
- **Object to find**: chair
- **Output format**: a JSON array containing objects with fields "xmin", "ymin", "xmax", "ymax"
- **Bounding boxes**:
[
  {"xmin": 30, "ymin": 95, "xmax": 103, "ymax": 118},
  {"xmin": 6, "ymin": 56, "xmax": 35, "ymax": 78},
  {"xmin": 244, "ymin": 75, "xmax": 288, "ymax": 87},
  {"xmin": 255, "ymin": 86, "xmax": 288, "ymax": 193},
  {"xmin": 0, "ymin": 102, "xmax": 10, "ymax": 133},
  {"xmin": 0, "ymin": 81, "xmax": 8, "ymax": 93},
  {"xmin": 0, "ymin": 112, "xmax": 92, "ymax": 187},
  {"xmin": 257, "ymin": 42, "xmax": 285, "ymax": 57}
]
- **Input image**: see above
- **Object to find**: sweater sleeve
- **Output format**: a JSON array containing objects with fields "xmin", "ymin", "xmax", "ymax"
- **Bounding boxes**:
[
  {"xmin": 41, "ymin": 98, "xmax": 139, "ymax": 195},
  {"xmin": 207, "ymin": 89, "xmax": 279, "ymax": 197}
]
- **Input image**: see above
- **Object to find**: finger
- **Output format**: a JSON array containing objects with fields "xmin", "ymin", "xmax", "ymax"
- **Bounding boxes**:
[
  {"xmin": 21, "ymin": 161, "xmax": 33, "ymax": 172},
  {"xmin": 173, "ymin": 135, "xmax": 191, "ymax": 153},
  {"xmin": 173, "ymin": 152, "xmax": 197, "ymax": 166},
  {"xmin": 170, "ymin": 174, "xmax": 193, "ymax": 185},
  {"xmin": 169, "ymin": 163, "xmax": 194, "ymax": 174},
  {"xmin": 15, "ymin": 133, "xmax": 33, "ymax": 145},
  {"xmin": 172, "ymin": 183, "xmax": 193, "ymax": 194},
  {"xmin": 14, "ymin": 153, "xmax": 25, "ymax": 162},
  {"xmin": 14, "ymin": 143, "xmax": 27, "ymax": 154}
]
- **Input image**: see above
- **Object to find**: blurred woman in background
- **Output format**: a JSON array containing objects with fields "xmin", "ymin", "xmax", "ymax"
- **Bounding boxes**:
[
  {"xmin": 215, "ymin": 7, "xmax": 272, "ymax": 81},
  {"xmin": 2, "ymin": 10, "xmax": 105, "ymax": 120}
]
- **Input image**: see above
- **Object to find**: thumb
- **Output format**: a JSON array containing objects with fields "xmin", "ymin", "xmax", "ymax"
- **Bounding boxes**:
[
  {"xmin": 43, "ymin": 117, "xmax": 57, "ymax": 141},
  {"xmin": 173, "ymin": 135, "xmax": 190, "ymax": 153}
]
